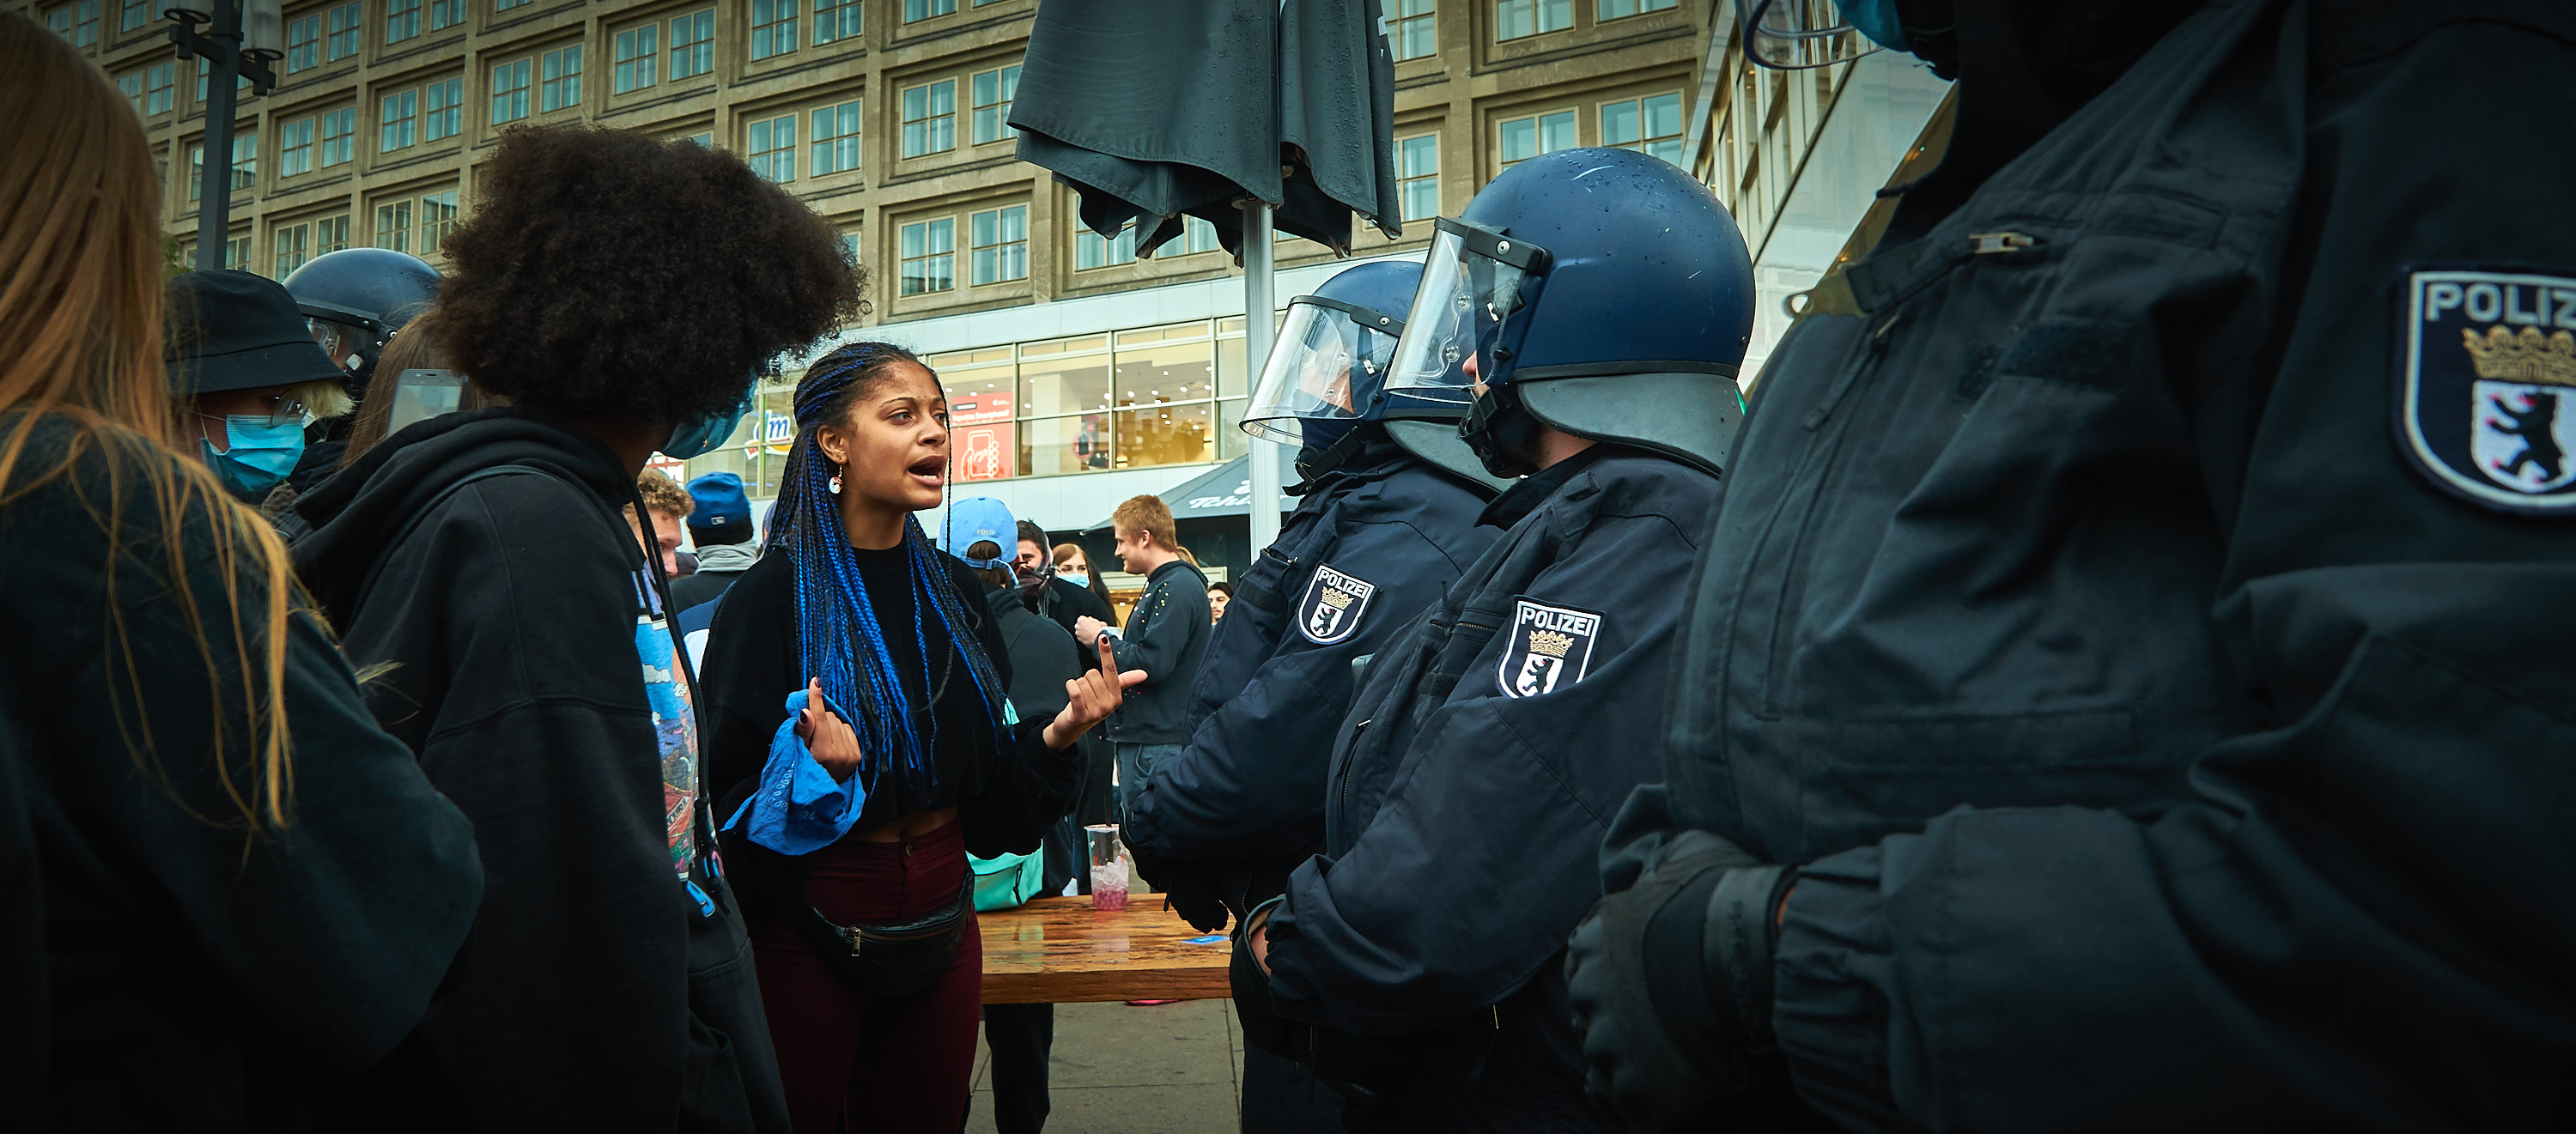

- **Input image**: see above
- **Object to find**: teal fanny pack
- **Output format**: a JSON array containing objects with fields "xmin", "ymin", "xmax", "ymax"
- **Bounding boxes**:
[{"xmin": 969, "ymin": 850, "xmax": 1046, "ymax": 912}]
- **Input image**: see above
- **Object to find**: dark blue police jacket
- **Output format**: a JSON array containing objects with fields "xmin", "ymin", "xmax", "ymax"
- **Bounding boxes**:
[
  {"xmin": 1263, "ymin": 446, "xmax": 1719, "ymax": 1043},
  {"xmin": 1126, "ymin": 452, "xmax": 1498, "ymax": 878},
  {"xmin": 1617, "ymin": 2, "xmax": 2576, "ymax": 1131}
]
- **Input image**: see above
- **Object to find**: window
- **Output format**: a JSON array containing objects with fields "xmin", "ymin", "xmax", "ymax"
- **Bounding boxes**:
[
  {"xmin": 280, "ymin": 117, "xmax": 315, "ymax": 176},
  {"xmin": 841, "ymin": 231, "xmax": 861, "ymax": 262},
  {"xmin": 1392, "ymin": 0, "xmax": 1435, "ymax": 60},
  {"xmin": 688, "ymin": 130, "xmax": 713, "ymax": 147},
  {"xmin": 386, "ymin": 0, "xmax": 418, "ymax": 45},
  {"xmin": 72, "ymin": 1, "xmax": 99, "ymax": 45},
  {"xmin": 145, "ymin": 62, "xmax": 173, "ymax": 114},
  {"xmin": 613, "ymin": 25, "xmax": 658, "ymax": 94},
  {"xmin": 1073, "ymin": 221, "xmax": 1137, "ymax": 270},
  {"xmin": 495, "ymin": 0, "xmax": 532, "ymax": 9},
  {"xmin": 274, "ymin": 221, "xmax": 311, "ymax": 276},
  {"xmin": 1183, "ymin": 215, "xmax": 1223, "ymax": 254},
  {"xmin": 667, "ymin": 10, "xmax": 714, "ymax": 79},
  {"xmin": 539, "ymin": 45, "xmax": 581, "ymax": 112},
  {"xmin": 319, "ymin": 107, "xmax": 355, "ymax": 166},
  {"xmin": 228, "ymin": 131, "xmax": 256, "ymax": 191},
  {"xmin": 899, "ymin": 80, "xmax": 955, "ymax": 158},
  {"xmin": 286, "ymin": 14, "xmax": 319, "ymax": 71},
  {"xmin": 379, "ymin": 88, "xmax": 416, "ymax": 152},
  {"xmin": 1498, "ymin": 109, "xmax": 1574, "ymax": 165},
  {"xmin": 1496, "ymin": 0, "xmax": 1570, "ymax": 39},
  {"xmin": 902, "ymin": 0, "xmax": 955, "ymax": 20},
  {"xmin": 224, "ymin": 234, "xmax": 251, "ymax": 272},
  {"xmin": 751, "ymin": 0, "xmax": 797, "ymax": 60},
  {"xmin": 1601, "ymin": 92, "xmax": 1682, "ymax": 165},
  {"xmin": 420, "ymin": 190, "xmax": 459, "ymax": 255},
  {"xmin": 489, "ymin": 58, "xmax": 530, "ymax": 123},
  {"xmin": 898, "ymin": 218, "xmax": 954, "ymax": 295},
  {"xmin": 1397, "ymin": 132, "xmax": 1438, "ymax": 221},
  {"xmin": 1595, "ymin": 0, "xmax": 1674, "ymax": 17},
  {"xmin": 121, "ymin": 0, "xmax": 147, "ymax": 33},
  {"xmin": 810, "ymin": 100, "xmax": 861, "ymax": 175},
  {"xmin": 118, "ymin": 71, "xmax": 143, "ymax": 116},
  {"xmin": 315, "ymin": 214, "xmax": 350, "ymax": 254},
  {"xmin": 45, "ymin": 7, "xmax": 70, "ymax": 40},
  {"xmin": 969, "ymin": 206, "xmax": 1028, "ymax": 285},
  {"xmin": 375, "ymin": 199, "xmax": 412, "ymax": 252},
  {"xmin": 423, "ymin": 78, "xmax": 461, "ymax": 141},
  {"xmin": 429, "ymin": 0, "xmax": 463, "ymax": 30},
  {"xmin": 326, "ymin": 3, "xmax": 361, "ymax": 61},
  {"xmin": 187, "ymin": 144, "xmax": 201, "ymax": 201},
  {"xmin": 814, "ymin": 0, "xmax": 860, "ymax": 44},
  {"xmin": 747, "ymin": 114, "xmax": 795, "ymax": 182},
  {"xmin": 969, "ymin": 65, "xmax": 1018, "ymax": 146}
]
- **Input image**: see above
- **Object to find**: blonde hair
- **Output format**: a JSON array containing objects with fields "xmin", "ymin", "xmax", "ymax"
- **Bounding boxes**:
[
  {"xmin": 1110, "ymin": 494, "xmax": 1177, "ymax": 549},
  {"xmin": 0, "ymin": 15, "xmax": 301, "ymax": 828},
  {"xmin": 634, "ymin": 467, "xmax": 693, "ymax": 519}
]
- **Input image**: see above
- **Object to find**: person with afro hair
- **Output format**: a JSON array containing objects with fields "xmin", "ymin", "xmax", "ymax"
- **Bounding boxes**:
[{"xmin": 292, "ymin": 123, "xmax": 860, "ymax": 1133}]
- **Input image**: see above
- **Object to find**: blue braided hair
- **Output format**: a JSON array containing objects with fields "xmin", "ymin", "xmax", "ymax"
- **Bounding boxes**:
[{"xmin": 765, "ymin": 341, "xmax": 1012, "ymax": 801}]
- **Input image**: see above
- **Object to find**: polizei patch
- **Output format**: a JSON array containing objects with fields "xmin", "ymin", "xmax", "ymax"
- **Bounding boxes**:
[
  {"xmin": 1496, "ymin": 599, "xmax": 1602, "ymax": 699},
  {"xmin": 2398, "ymin": 269, "xmax": 2576, "ymax": 513},
  {"xmin": 1297, "ymin": 564, "xmax": 1378, "ymax": 645}
]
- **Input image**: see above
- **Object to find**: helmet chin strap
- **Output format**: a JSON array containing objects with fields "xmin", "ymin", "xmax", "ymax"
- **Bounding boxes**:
[
  {"xmin": 1291, "ymin": 423, "xmax": 1377, "ymax": 490},
  {"xmin": 1461, "ymin": 383, "xmax": 1545, "ymax": 479}
]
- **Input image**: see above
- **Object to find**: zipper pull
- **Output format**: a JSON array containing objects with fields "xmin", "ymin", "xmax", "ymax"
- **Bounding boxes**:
[{"xmin": 1968, "ymin": 231, "xmax": 2039, "ymax": 255}]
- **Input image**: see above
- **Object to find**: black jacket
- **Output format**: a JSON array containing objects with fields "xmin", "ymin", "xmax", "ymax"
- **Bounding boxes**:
[
  {"xmin": 1262, "ymin": 448, "xmax": 1716, "ymax": 1096},
  {"xmin": 292, "ymin": 409, "xmax": 787, "ymax": 1133},
  {"xmin": 1631, "ymin": 3, "xmax": 2576, "ymax": 1130},
  {"xmin": 987, "ymin": 583, "xmax": 1083, "ymax": 723},
  {"xmin": 3, "ymin": 414, "xmax": 481, "ymax": 1132},
  {"xmin": 1125, "ymin": 452, "xmax": 1498, "ymax": 892},
  {"xmin": 1032, "ymin": 573, "xmax": 1115, "ymax": 668},
  {"xmin": 1104, "ymin": 557, "xmax": 1212, "ymax": 744}
]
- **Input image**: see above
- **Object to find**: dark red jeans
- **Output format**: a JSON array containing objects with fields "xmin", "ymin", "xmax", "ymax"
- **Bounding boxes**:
[{"xmin": 748, "ymin": 819, "xmax": 982, "ymax": 1134}]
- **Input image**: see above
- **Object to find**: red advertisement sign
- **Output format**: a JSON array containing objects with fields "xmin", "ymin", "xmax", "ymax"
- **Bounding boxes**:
[{"xmin": 951, "ymin": 391, "xmax": 1014, "ymax": 482}]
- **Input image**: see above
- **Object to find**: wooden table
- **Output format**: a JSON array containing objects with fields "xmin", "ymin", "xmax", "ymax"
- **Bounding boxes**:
[{"xmin": 979, "ymin": 895, "xmax": 1233, "ymax": 1004}]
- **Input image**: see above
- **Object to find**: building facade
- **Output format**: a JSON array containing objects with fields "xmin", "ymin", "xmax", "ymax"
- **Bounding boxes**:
[{"xmin": 23, "ymin": 0, "xmax": 1935, "ymax": 566}]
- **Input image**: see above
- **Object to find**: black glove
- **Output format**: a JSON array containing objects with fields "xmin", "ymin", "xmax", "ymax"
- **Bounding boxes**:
[
  {"xmin": 1129, "ymin": 844, "xmax": 1231, "ymax": 933},
  {"xmin": 1564, "ymin": 829, "xmax": 1793, "ymax": 1132}
]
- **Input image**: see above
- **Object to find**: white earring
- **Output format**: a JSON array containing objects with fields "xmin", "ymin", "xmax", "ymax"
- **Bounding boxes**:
[{"xmin": 828, "ymin": 469, "xmax": 843, "ymax": 495}]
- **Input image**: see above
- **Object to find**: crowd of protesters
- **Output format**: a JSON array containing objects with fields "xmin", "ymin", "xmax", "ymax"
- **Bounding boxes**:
[{"xmin": 3, "ymin": 16, "xmax": 1151, "ymax": 1132}]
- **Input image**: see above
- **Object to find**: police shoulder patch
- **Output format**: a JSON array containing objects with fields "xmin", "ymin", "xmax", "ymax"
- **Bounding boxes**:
[
  {"xmin": 1496, "ymin": 598, "xmax": 1603, "ymax": 699},
  {"xmin": 1297, "ymin": 563, "xmax": 1377, "ymax": 645},
  {"xmin": 2398, "ymin": 267, "xmax": 2576, "ymax": 513}
]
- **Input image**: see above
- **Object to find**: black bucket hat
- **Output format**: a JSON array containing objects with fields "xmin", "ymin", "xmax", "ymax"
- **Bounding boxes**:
[{"xmin": 166, "ymin": 270, "xmax": 349, "ymax": 397}]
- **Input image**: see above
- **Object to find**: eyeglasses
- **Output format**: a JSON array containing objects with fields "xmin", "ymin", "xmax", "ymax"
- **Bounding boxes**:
[{"xmin": 204, "ymin": 394, "xmax": 308, "ymax": 428}]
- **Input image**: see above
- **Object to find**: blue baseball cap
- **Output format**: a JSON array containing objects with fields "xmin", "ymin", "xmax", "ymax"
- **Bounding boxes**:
[
  {"xmin": 685, "ymin": 472, "xmax": 752, "ymax": 536},
  {"xmin": 943, "ymin": 497, "xmax": 1017, "ymax": 570}
]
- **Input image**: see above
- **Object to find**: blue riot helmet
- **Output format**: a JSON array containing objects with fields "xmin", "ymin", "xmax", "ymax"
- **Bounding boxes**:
[
  {"xmin": 281, "ymin": 246, "xmax": 441, "ymax": 385},
  {"xmin": 1242, "ymin": 260, "xmax": 1510, "ymax": 490},
  {"xmin": 1384, "ymin": 147, "xmax": 1753, "ymax": 478}
]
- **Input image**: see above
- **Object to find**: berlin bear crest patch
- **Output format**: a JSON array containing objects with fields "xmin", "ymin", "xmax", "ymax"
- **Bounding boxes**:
[
  {"xmin": 1297, "ymin": 564, "xmax": 1377, "ymax": 645},
  {"xmin": 1497, "ymin": 599, "xmax": 1602, "ymax": 699},
  {"xmin": 2398, "ymin": 269, "xmax": 2576, "ymax": 513}
]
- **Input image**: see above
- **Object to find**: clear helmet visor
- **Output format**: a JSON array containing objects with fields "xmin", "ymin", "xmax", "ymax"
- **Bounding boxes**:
[
  {"xmin": 1241, "ymin": 299, "xmax": 1401, "ymax": 443},
  {"xmin": 1386, "ymin": 224, "xmax": 1541, "ymax": 405}
]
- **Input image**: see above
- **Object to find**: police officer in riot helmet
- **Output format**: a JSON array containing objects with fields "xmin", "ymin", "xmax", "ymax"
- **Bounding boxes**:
[
  {"xmin": 280, "ymin": 246, "xmax": 440, "ymax": 490},
  {"xmin": 1567, "ymin": 3, "xmax": 2576, "ymax": 1132},
  {"xmin": 1227, "ymin": 147, "xmax": 1753, "ymax": 1132},
  {"xmin": 1124, "ymin": 259, "xmax": 1507, "ymax": 1132}
]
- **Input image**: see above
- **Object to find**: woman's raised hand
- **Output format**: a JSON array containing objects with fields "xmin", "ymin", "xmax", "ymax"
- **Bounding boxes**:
[
  {"xmin": 797, "ymin": 678, "xmax": 866, "ymax": 781},
  {"xmin": 1044, "ymin": 636, "xmax": 1149, "ymax": 749}
]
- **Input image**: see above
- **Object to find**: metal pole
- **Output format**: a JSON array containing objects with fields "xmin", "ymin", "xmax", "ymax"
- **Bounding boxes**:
[
  {"xmin": 194, "ymin": 0, "xmax": 244, "ymax": 271},
  {"xmin": 1242, "ymin": 201, "xmax": 1281, "ymax": 554}
]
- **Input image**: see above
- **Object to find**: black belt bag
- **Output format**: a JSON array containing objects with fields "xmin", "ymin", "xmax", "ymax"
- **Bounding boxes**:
[{"xmin": 791, "ymin": 874, "xmax": 976, "ymax": 1000}]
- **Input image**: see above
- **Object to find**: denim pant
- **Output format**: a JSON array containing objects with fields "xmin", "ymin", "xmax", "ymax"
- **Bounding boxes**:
[{"xmin": 1114, "ymin": 743, "xmax": 1183, "ymax": 826}]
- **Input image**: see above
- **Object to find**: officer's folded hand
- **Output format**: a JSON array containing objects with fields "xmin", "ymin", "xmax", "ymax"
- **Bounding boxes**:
[
  {"xmin": 1131, "ymin": 844, "xmax": 1230, "ymax": 934},
  {"xmin": 1564, "ymin": 830, "xmax": 1793, "ymax": 1132}
]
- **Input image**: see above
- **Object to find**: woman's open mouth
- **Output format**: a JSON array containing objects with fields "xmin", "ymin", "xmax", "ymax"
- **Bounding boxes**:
[{"xmin": 908, "ymin": 455, "xmax": 945, "ymax": 489}]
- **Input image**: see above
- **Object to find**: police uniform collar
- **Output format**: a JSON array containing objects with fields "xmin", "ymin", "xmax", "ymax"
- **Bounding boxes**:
[{"xmin": 1477, "ymin": 443, "xmax": 1613, "ymax": 530}]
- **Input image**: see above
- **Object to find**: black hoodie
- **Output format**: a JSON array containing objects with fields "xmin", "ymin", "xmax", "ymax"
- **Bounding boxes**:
[{"xmin": 292, "ymin": 409, "xmax": 787, "ymax": 1133}]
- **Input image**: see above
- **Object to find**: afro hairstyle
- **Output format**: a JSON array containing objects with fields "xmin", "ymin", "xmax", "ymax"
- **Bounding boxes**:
[{"xmin": 434, "ymin": 124, "xmax": 861, "ymax": 425}]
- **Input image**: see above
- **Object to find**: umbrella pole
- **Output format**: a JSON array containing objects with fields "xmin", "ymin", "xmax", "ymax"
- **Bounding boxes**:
[{"xmin": 1244, "ymin": 201, "xmax": 1283, "ymax": 555}]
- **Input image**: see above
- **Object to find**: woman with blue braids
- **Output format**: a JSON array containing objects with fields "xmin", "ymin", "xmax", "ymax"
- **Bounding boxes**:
[{"xmin": 698, "ymin": 341, "xmax": 1144, "ymax": 1133}]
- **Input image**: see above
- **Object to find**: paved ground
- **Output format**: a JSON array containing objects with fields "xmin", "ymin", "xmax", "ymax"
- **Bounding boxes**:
[{"xmin": 963, "ymin": 998, "xmax": 1246, "ymax": 1134}]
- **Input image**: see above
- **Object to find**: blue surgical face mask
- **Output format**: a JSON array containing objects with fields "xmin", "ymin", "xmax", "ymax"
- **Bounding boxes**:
[
  {"xmin": 664, "ymin": 382, "xmax": 759, "ymax": 461},
  {"xmin": 1840, "ymin": 0, "xmax": 1907, "ymax": 51},
  {"xmin": 199, "ymin": 417, "xmax": 307, "ymax": 497}
]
